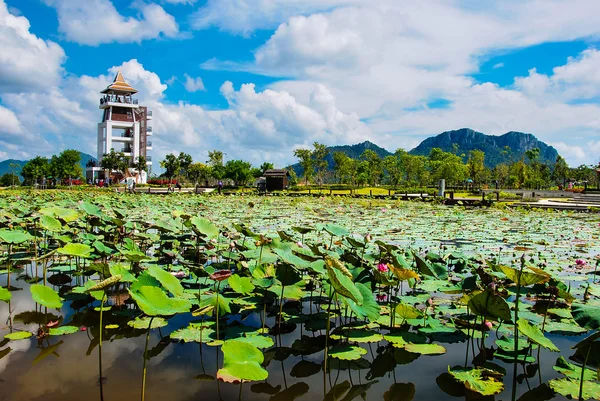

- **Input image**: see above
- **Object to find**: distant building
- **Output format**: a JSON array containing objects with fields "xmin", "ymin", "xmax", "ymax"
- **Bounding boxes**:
[
  {"xmin": 264, "ymin": 169, "xmax": 290, "ymax": 191},
  {"xmin": 87, "ymin": 71, "xmax": 153, "ymax": 183}
]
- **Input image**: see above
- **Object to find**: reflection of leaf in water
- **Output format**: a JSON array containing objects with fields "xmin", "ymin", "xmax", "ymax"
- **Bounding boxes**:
[
  {"xmin": 146, "ymin": 337, "xmax": 170, "ymax": 360},
  {"xmin": 516, "ymin": 383, "xmax": 555, "ymax": 401},
  {"xmin": 340, "ymin": 380, "xmax": 378, "ymax": 401},
  {"xmin": 0, "ymin": 347, "xmax": 12, "ymax": 360},
  {"xmin": 291, "ymin": 335, "xmax": 325, "ymax": 356},
  {"xmin": 290, "ymin": 359, "xmax": 321, "ymax": 378},
  {"xmin": 193, "ymin": 374, "xmax": 214, "ymax": 381},
  {"xmin": 324, "ymin": 380, "xmax": 351, "ymax": 401},
  {"xmin": 251, "ymin": 382, "xmax": 281, "ymax": 395},
  {"xmin": 436, "ymin": 372, "xmax": 465, "ymax": 397},
  {"xmin": 384, "ymin": 382, "xmax": 416, "ymax": 401},
  {"xmin": 33, "ymin": 340, "xmax": 64, "ymax": 365},
  {"xmin": 366, "ymin": 349, "xmax": 396, "ymax": 380},
  {"xmin": 270, "ymin": 382, "xmax": 309, "ymax": 401}
]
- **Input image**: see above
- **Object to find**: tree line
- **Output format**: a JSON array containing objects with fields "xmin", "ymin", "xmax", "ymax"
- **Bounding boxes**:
[{"xmin": 293, "ymin": 142, "xmax": 600, "ymax": 190}]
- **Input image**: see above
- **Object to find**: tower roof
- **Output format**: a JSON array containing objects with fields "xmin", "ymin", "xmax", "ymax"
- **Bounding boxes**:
[{"xmin": 101, "ymin": 71, "xmax": 138, "ymax": 94}]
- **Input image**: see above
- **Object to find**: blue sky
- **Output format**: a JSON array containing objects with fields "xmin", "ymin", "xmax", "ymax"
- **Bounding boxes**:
[{"xmin": 1, "ymin": 0, "xmax": 600, "ymax": 168}]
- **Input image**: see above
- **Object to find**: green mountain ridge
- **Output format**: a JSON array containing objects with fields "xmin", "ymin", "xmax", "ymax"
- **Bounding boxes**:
[
  {"xmin": 288, "ymin": 129, "xmax": 560, "ymax": 176},
  {"xmin": 0, "ymin": 152, "xmax": 96, "ymax": 179}
]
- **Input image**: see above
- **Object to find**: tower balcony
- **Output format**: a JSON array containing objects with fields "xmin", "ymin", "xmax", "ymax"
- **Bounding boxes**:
[
  {"xmin": 146, "ymin": 141, "xmax": 153, "ymax": 150},
  {"xmin": 146, "ymin": 126, "xmax": 153, "ymax": 136},
  {"xmin": 100, "ymin": 95, "xmax": 139, "ymax": 109},
  {"xmin": 147, "ymin": 110, "xmax": 153, "ymax": 119}
]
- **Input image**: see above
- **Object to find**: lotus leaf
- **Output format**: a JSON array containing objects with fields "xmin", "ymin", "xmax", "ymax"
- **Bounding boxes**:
[
  {"xmin": 147, "ymin": 265, "xmax": 184, "ymax": 297},
  {"xmin": 128, "ymin": 286, "xmax": 191, "ymax": 316},
  {"xmin": 553, "ymin": 356, "xmax": 597, "ymax": 381},
  {"xmin": 549, "ymin": 378, "xmax": 600, "ymax": 400},
  {"xmin": 4, "ymin": 331, "xmax": 33, "ymax": 341},
  {"xmin": 49, "ymin": 326, "xmax": 79, "ymax": 336},
  {"xmin": 57, "ymin": 243, "xmax": 93, "ymax": 258},
  {"xmin": 30, "ymin": 284, "xmax": 63, "ymax": 309},
  {"xmin": 228, "ymin": 274, "xmax": 255, "ymax": 294},
  {"xmin": 571, "ymin": 302, "xmax": 600, "ymax": 330},
  {"xmin": 448, "ymin": 366, "xmax": 504, "ymax": 396},
  {"xmin": 467, "ymin": 290, "xmax": 511, "ymax": 322},
  {"xmin": 217, "ymin": 340, "xmax": 268, "ymax": 382},
  {"xmin": 0, "ymin": 287, "xmax": 11, "ymax": 302},
  {"xmin": 516, "ymin": 319, "xmax": 559, "ymax": 351},
  {"xmin": 329, "ymin": 345, "xmax": 367, "ymax": 360}
]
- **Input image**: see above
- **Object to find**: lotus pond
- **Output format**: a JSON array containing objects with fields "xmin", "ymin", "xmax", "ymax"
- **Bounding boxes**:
[{"xmin": 1, "ymin": 191, "xmax": 600, "ymax": 401}]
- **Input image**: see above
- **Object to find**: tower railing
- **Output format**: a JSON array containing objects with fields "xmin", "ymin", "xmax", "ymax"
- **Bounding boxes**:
[{"xmin": 100, "ymin": 95, "xmax": 139, "ymax": 105}]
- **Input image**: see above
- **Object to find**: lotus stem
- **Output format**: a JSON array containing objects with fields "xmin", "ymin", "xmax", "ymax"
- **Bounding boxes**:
[
  {"xmin": 579, "ymin": 346, "xmax": 591, "ymax": 401},
  {"xmin": 216, "ymin": 281, "xmax": 221, "ymax": 342},
  {"xmin": 278, "ymin": 284, "xmax": 285, "ymax": 331},
  {"xmin": 99, "ymin": 293, "xmax": 106, "ymax": 401},
  {"xmin": 511, "ymin": 256, "xmax": 525, "ymax": 401},
  {"xmin": 141, "ymin": 317, "xmax": 154, "ymax": 401}
]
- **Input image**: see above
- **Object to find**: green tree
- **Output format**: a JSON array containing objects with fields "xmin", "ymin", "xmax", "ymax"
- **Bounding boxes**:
[
  {"xmin": 0, "ymin": 173, "xmax": 19, "ymax": 187},
  {"xmin": 552, "ymin": 155, "xmax": 569, "ymax": 187},
  {"xmin": 400, "ymin": 153, "xmax": 429, "ymax": 186},
  {"xmin": 101, "ymin": 149, "xmax": 129, "ymax": 175},
  {"xmin": 208, "ymin": 150, "xmax": 224, "ymax": 167},
  {"xmin": 260, "ymin": 162, "xmax": 274, "ymax": 172},
  {"xmin": 50, "ymin": 149, "xmax": 82, "ymax": 184},
  {"xmin": 187, "ymin": 163, "xmax": 212, "ymax": 185},
  {"xmin": 428, "ymin": 148, "xmax": 467, "ymax": 185},
  {"xmin": 467, "ymin": 150, "xmax": 486, "ymax": 186},
  {"xmin": 383, "ymin": 153, "xmax": 403, "ymax": 186},
  {"xmin": 294, "ymin": 148, "xmax": 314, "ymax": 185},
  {"xmin": 225, "ymin": 159, "xmax": 253, "ymax": 186},
  {"xmin": 492, "ymin": 163, "xmax": 510, "ymax": 187},
  {"xmin": 361, "ymin": 149, "xmax": 383, "ymax": 186},
  {"xmin": 312, "ymin": 142, "xmax": 329, "ymax": 185},
  {"xmin": 332, "ymin": 152, "xmax": 352, "ymax": 184},
  {"xmin": 21, "ymin": 156, "xmax": 49, "ymax": 185},
  {"xmin": 132, "ymin": 155, "xmax": 148, "ymax": 173},
  {"xmin": 160, "ymin": 153, "xmax": 180, "ymax": 181},
  {"xmin": 177, "ymin": 152, "xmax": 193, "ymax": 180}
]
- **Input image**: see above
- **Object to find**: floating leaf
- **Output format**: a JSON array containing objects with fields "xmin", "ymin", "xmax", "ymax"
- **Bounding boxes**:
[
  {"xmin": 128, "ymin": 286, "xmax": 191, "ymax": 316},
  {"xmin": 30, "ymin": 284, "xmax": 63, "ymax": 309},
  {"xmin": 448, "ymin": 366, "xmax": 504, "ymax": 396},
  {"xmin": 188, "ymin": 216, "xmax": 219, "ymax": 238},
  {"xmin": 49, "ymin": 326, "xmax": 79, "ymax": 336},
  {"xmin": 395, "ymin": 303, "xmax": 423, "ymax": 320},
  {"xmin": 499, "ymin": 265, "xmax": 550, "ymax": 286},
  {"xmin": 549, "ymin": 378, "xmax": 600, "ymax": 400},
  {"xmin": 39, "ymin": 215, "xmax": 62, "ymax": 231},
  {"xmin": 404, "ymin": 343, "xmax": 446, "ymax": 355},
  {"xmin": 171, "ymin": 322, "xmax": 215, "ymax": 342},
  {"xmin": 128, "ymin": 317, "xmax": 168, "ymax": 330},
  {"xmin": 0, "ymin": 229, "xmax": 33, "ymax": 244},
  {"xmin": 4, "ymin": 331, "xmax": 32, "ymax": 341},
  {"xmin": 571, "ymin": 302, "xmax": 600, "ymax": 330},
  {"xmin": 553, "ymin": 356, "xmax": 597, "ymax": 381},
  {"xmin": 56, "ymin": 243, "xmax": 93, "ymax": 258},
  {"xmin": 0, "ymin": 287, "xmax": 11, "ymax": 302},
  {"xmin": 147, "ymin": 265, "xmax": 184, "ymax": 297},
  {"xmin": 329, "ymin": 345, "xmax": 367, "ymax": 361}
]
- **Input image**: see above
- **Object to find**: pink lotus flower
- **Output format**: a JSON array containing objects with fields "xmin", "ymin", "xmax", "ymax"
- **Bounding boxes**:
[
  {"xmin": 170, "ymin": 271, "xmax": 187, "ymax": 278},
  {"xmin": 376, "ymin": 294, "xmax": 387, "ymax": 301},
  {"xmin": 296, "ymin": 241, "xmax": 304, "ymax": 248},
  {"xmin": 381, "ymin": 208, "xmax": 387, "ymax": 212},
  {"xmin": 484, "ymin": 321, "xmax": 493, "ymax": 330},
  {"xmin": 575, "ymin": 259, "xmax": 587, "ymax": 267},
  {"xmin": 377, "ymin": 263, "xmax": 389, "ymax": 273},
  {"xmin": 81, "ymin": 327, "xmax": 87, "ymax": 331}
]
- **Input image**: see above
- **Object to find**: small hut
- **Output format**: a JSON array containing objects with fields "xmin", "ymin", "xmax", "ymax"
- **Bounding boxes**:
[{"xmin": 264, "ymin": 169, "xmax": 289, "ymax": 191}]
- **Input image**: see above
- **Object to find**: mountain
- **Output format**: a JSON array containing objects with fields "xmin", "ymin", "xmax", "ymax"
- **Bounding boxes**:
[
  {"xmin": 289, "ymin": 141, "xmax": 392, "ymax": 177},
  {"xmin": 409, "ymin": 128, "xmax": 559, "ymax": 168},
  {"xmin": 0, "ymin": 151, "xmax": 96, "ymax": 178}
]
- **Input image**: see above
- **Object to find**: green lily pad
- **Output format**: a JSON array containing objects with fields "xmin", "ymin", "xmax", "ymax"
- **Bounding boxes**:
[
  {"xmin": 549, "ymin": 378, "xmax": 600, "ymax": 400},
  {"xmin": 30, "ymin": 284, "xmax": 63, "ymax": 309},
  {"xmin": 331, "ymin": 329, "xmax": 383, "ymax": 343},
  {"xmin": 405, "ymin": 343, "xmax": 446, "ymax": 355},
  {"xmin": 128, "ymin": 317, "xmax": 168, "ymax": 329},
  {"xmin": 572, "ymin": 302, "xmax": 600, "ymax": 330},
  {"xmin": 229, "ymin": 274, "xmax": 255, "ymax": 295},
  {"xmin": 553, "ymin": 356, "xmax": 597, "ymax": 381},
  {"xmin": 0, "ymin": 229, "xmax": 33, "ymax": 244},
  {"xmin": 4, "ymin": 331, "xmax": 33, "ymax": 341},
  {"xmin": 57, "ymin": 243, "xmax": 93, "ymax": 258},
  {"xmin": 231, "ymin": 335, "xmax": 274, "ymax": 349},
  {"xmin": 171, "ymin": 322, "xmax": 215, "ymax": 342},
  {"xmin": 448, "ymin": 366, "xmax": 504, "ymax": 396},
  {"xmin": 49, "ymin": 326, "xmax": 79, "ymax": 336},
  {"xmin": 0, "ymin": 287, "xmax": 11, "ymax": 302},
  {"xmin": 147, "ymin": 265, "xmax": 185, "ymax": 297},
  {"xmin": 128, "ymin": 286, "xmax": 192, "ymax": 316},
  {"xmin": 329, "ymin": 345, "xmax": 367, "ymax": 360}
]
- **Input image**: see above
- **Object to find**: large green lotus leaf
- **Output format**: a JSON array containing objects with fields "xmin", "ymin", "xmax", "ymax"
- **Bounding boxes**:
[
  {"xmin": 553, "ymin": 356, "xmax": 597, "ymax": 381},
  {"xmin": 197, "ymin": 293, "xmax": 231, "ymax": 317},
  {"xmin": 329, "ymin": 345, "xmax": 367, "ymax": 361},
  {"xmin": 128, "ymin": 317, "xmax": 168, "ymax": 330},
  {"xmin": 39, "ymin": 206, "xmax": 79, "ymax": 222},
  {"xmin": 128, "ymin": 286, "xmax": 191, "ymax": 316},
  {"xmin": 345, "ymin": 282, "xmax": 381, "ymax": 322},
  {"xmin": 517, "ymin": 319, "xmax": 559, "ymax": 352},
  {"xmin": 326, "ymin": 263, "xmax": 363, "ymax": 305},
  {"xmin": 4, "ymin": 331, "xmax": 33, "ymax": 341},
  {"xmin": 0, "ymin": 287, "xmax": 11, "ymax": 302},
  {"xmin": 448, "ymin": 366, "xmax": 504, "ymax": 396},
  {"xmin": 571, "ymin": 302, "xmax": 600, "ymax": 330},
  {"xmin": 405, "ymin": 343, "xmax": 446, "ymax": 355},
  {"xmin": 467, "ymin": 290, "xmax": 511, "ymax": 322},
  {"xmin": 330, "ymin": 329, "xmax": 383, "ymax": 343},
  {"xmin": 395, "ymin": 303, "xmax": 423, "ymax": 320},
  {"xmin": 79, "ymin": 202, "xmax": 102, "ymax": 216},
  {"xmin": 412, "ymin": 252, "xmax": 436, "ymax": 277},
  {"xmin": 188, "ymin": 216, "xmax": 219, "ymax": 238},
  {"xmin": 549, "ymin": 378, "xmax": 600, "ymax": 400},
  {"xmin": 0, "ymin": 229, "xmax": 33, "ymax": 244},
  {"xmin": 130, "ymin": 272, "xmax": 161, "ymax": 293},
  {"xmin": 109, "ymin": 263, "xmax": 136, "ymax": 282},
  {"xmin": 543, "ymin": 320, "xmax": 587, "ymax": 335},
  {"xmin": 49, "ymin": 326, "xmax": 79, "ymax": 336},
  {"xmin": 383, "ymin": 382, "xmax": 416, "ymax": 401},
  {"xmin": 30, "ymin": 284, "xmax": 63, "ymax": 309},
  {"xmin": 573, "ymin": 331, "xmax": 600, "ymax": 350},
  {"xmin": 228, "ymin": 274, "xmax": 255, "ymax": 295},
  {"xmin": 57, "ymin": 243, "xmax": 93, "ymax": 258},
  {"xmin": 39, "ymin": 215, "xmax": 62, "ymax": 231},
  {"xmin": 231, "ymin": 335, "xmax": 274, "ymax": 349},
  {"xmin": 323, "ymin": 223, "xmax": 350, "ymax": 237},
  {"xmin": 147, "ymin": 265, "xmax": 184, "ymax": 297},
  {"xmin": 272, "ymin": 247, "xmax": 310, "ymax": 270},
  {"xmin": 275, "ymin": 263, "xmax": 302, "ymax": 286},
  {"xmin": 171, "ymin": 322, "xmax": 216, "ymax": 343},
  {"xmin": 270, "ymin": 284, "xmax": 305, "ymax": 301},
  {"xmin": 499, "ymin": 265, "xmax": 550, "ymax": 286},
  {"xmin": 217, "ymin": 340, "xmax": 268, "ymax": 382}
]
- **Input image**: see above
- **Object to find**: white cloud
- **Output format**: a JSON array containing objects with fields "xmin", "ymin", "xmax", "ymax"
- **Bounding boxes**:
[
  {"xmin": 42, "ymin": 0, "xmax": 178, "ymax": 45},
  {"xmin": 183, "ymin": 74, "xmax": 206, "ymax": 92},
  {"xmin": 0, "ymin": 0, "xmax": 65, "ymax": 93}
]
